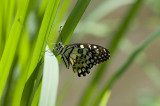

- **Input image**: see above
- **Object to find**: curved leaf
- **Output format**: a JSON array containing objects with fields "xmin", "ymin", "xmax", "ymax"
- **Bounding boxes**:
[{"xmin": 39, "ymin": 45, "xmax": 59, "ymax": 106}]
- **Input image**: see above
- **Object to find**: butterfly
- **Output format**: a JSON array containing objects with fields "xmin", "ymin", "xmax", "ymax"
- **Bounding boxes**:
[{"xmin": 54, "ymin": 42, "xmax": 110, "ymax": 77}]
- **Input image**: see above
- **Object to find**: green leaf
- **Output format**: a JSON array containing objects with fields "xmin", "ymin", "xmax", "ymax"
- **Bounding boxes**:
[
  {"xmin": 39, "ymin": 45, "xmax": 59, "ymax": 106},
  {"xmin": 0, "ymin": 0, "xmax": 3, "ymax": 59},
  {"xmin": 99, "ymin": 90, "xmax": 111, "ymax": 106},
  {"xmin": 20, "ymin": 59, "xmax": 43, "ymax": 106},
  {"xmin": 5, "ymin": 0, "xmax": 16, "ymax": 38},
  {"xmin": 57, "ymin": 0, "xmax": 92, "ymax": 45},
  {"xmin": 0, "ymin": 0, "xmax": 30, "ymax": 100},
  {"xmin": 48, "ymin": 0, "xmax": 73, "ymax": 49},
  {"xmin": 32, "ymin": 82, "xmax": 42, "ymax": 106},
  {"xmin": 11, "ymin": 0, "xmax": 60, "ymax": 105},
  {"xmin": 27, "ymin": 0, "xmax": 60, "ymax": 80}
]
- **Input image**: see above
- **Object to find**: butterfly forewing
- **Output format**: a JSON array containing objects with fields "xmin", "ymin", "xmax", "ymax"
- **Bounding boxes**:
[{"xmin": 60, "ymin": 43, "xmax": 110, "ymax": 77}]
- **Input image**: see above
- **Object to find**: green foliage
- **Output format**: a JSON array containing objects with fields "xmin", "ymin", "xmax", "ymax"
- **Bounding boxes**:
[
  {"xmin": 0, "ymin": 0, "xmax": 159, "ymax": 106},
  {"xmin": 0, "ymin": 0, "xmax": 91, "ymax": 105},
  {"xmin": 99, "ymin": 90, "xmax": 111, "ymax": 106},
  {"xmin": 57, "ymin": 0, "xmax": 91, "ymax": 45},
  {"xmin": 0, "ymin": 0, "xmax": 30, "ymax": 101}
]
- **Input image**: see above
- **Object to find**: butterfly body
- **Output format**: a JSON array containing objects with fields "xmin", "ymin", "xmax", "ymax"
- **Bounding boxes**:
[{"xmin": 55, "ymin": 42, "xmax": 110, "ymax": 77}]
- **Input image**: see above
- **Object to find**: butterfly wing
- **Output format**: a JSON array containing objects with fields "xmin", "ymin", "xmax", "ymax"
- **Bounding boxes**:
[{"xmin": 65, "ymin": 43, "xmax": 110, "ymax": 77}]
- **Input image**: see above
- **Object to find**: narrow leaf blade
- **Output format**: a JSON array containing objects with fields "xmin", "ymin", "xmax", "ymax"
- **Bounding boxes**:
[{"xmin": 39, "ymin": 46, "xmax": 59, "ymax": 106}]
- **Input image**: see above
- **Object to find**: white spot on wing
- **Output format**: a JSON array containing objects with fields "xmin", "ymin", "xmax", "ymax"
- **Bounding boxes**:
[
  {"xmin": 88, "ymin": 44, "xmax": 91, "ymax": 49},
  {"xmin": 80, "ymin": 45, "xmax": 84, "ymax": 48},
  {"xmin": 93, "ymin": 46, "xmax": 97, "ymax": 48},
  {"xmin": 104, "ymin": 49, "xmax": 106, "ymax": 52}
]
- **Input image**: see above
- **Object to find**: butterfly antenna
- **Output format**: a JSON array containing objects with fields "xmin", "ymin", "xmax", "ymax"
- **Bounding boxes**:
[
  {"xmin": 59, "ymin": 26, "xmax": 63, "ymax": 42},
  {"xmin": 59, "ymin": 26, "xmax": 63, "ymax": 34},
  {"xmin": 47, "ymin": 26, "xmax": 62, "ymax": 47}
]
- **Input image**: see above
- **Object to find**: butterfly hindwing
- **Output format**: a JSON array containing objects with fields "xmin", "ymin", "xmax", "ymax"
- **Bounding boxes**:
[{"xmin": 64, "ymin": 43, "xmax": 110, "ymax": 77}]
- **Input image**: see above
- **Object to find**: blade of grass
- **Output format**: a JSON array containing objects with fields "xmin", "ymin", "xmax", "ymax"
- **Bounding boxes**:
[
  {"xmin": 99, "ymin": 90, "xmax": 111, "ymax": 106},
  {"xmin": 39, "ymin": 45, "xmax": 59, "ymax": 106},
  {"xmin": 0, "ymin": 1, "xmax": 6, "ymax": 60},
  {"xmin": 119, "ymin": 38, "xmax": 160, "ymax": 88},
  {"xmin": 56, "ymin": 0, "xmax": 92, "ymax": 45},
  {"xmin": 28, "ymin": 60, "xmax": 43, "ymax": 106},
  {"xmin": 11, "ymin": 0, "xmax": 60, "ymax": 105},
  {"xmin": 79, "ymin": 0, "xmax": 144, "ymax": 105},
  {"xmin": 0, "ymin": 1, "xmax": 3, "ymax": 59},
  {"xmin": 5, "ymin": 0, "xmax": 16, "ymax": 37},
  {"xmin": 93, "ymin": 28, "xmax": 160, "ymax": 105},
  {"xmin": 28, "ymin": 69, "xmax": 42, "ymax": 106},
  {"xmin": 48, "ymin": 0, "xmax": 73, "ymax": 49},
  {"xmin": 144, "ymin": 64, "xmax": 160, "ymax": 88},
  {"xmin": 27, "ymin": 0, "xmax": 60, "ymax": 80},
  {"xmin": 3, "ymin": 0, "xmax": 9, "ymax": 37},
  {"xmin": 1, "ymin": 57, "xmax": 18, "ymax": 106},
  {"xmin": 32, "ymin": 82, "xmax": 42, "ymax": 106},
  {"xmin": 0, "ymin": 0, "xmax": 30, "ymax": 100},
  {"xmin": 18, "ymin": 29, "xmax": 31, "ymax": 71},
  {"xmin": 37, "ymin": 0, "xmax": 49, "ymax": 18},
  {"xmin": 11, "ymin": 30, "xmax": 32, "ymax": 106},
  {"xmin": 20, "ymin": 59, "xmax": 43, "ymax": 106}
]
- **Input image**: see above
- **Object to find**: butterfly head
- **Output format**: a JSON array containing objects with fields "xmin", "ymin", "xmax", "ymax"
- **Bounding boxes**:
[{"xmin": 55, "ymin": 42, "xmax": 64, "ymax": 55}]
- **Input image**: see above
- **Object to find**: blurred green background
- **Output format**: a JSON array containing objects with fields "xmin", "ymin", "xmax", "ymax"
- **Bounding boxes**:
[{"xmin": 0, "ymin": 0, "xmax": 160, "ymax": 106}]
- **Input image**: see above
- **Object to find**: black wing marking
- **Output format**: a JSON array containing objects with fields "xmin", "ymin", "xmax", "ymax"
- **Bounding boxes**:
[{"xmin": 66, "ymin": 43, "xmax": 110, "ymax": 77}]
